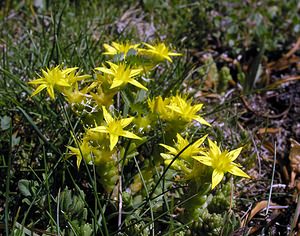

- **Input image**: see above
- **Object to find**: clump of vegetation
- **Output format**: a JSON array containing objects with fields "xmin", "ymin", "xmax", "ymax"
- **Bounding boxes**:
[
  {"xmin": 1, "ymin": 1, "xmax": 300, "ymax": 235},
  {"xmin": 24, "ymin": 41, "xmax": 250, "ymax": 235}
]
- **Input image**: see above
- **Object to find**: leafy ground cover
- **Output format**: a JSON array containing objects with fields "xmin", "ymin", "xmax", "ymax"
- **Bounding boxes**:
[{"xmin": 1, "ymin": 0, "xmax": 300, "ymax": 235}]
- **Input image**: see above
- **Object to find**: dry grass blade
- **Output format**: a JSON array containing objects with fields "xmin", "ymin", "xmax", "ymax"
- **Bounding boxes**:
[
  {"xmin": 268, "ymin": 76, "xmax": 300, "ymax": 89},
  {"xmin": 266, "ymin": 141, "xmax": 277, "ymax": 215}
]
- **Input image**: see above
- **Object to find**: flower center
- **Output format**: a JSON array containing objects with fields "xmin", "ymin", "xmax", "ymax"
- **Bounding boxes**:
[
  {"xmin": 211, "ymin": 152, "xmax": 231, "ymax": 172},
  {"xmin": 107, "ymin": 120, "xmax": 123, "ymax": 135}
]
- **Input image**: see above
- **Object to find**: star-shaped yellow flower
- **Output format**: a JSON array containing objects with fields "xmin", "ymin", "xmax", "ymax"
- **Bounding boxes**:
[
  {"xmin": 63, "ymin": 82, "xmax": 91, "ymax": 104},
  {"xmin": 65, "ymin": 70, "xmax": 91, "ymax": 85},
  {"xmin": 168, "ymin": 95, "xmax": 211, "ymax": 126},
  {"xmin": 89, "ymin": 106, "xmax": 142, "ymax": 150},
  {"xmin": 192, "ymin": 138, "xmax": 250, "ymax": 189},
  {"xmin": 95, "ymin": 62, "xmax": 147, "ymax": 90},
  {"xmin": 148, "ymin": 96, "xmax": 176, "ymax": 120},
  {"xmin": 149, "ymin": 95, "xmax": 210, "ymax": 126},
  {"xmin": 28, "ymin": 66, "xmax": 78, "ymax": 99},
  {"xmin": 103, "ymin": 42, "xmax": 140, "ymax": 58},
  {"xmin": 160, "ymin": 133, "xmax": 207, "ymax": 175},
  {"xmin": 141, "ymin": 42, "xmax": 181, "ymax": 62},
  {"xmin": 160, "ymin": 133, "xmax": 207, "ymax": 161},
  {"xmin": 67, "ymin": 139, "xmax": 94, "ymax": 169}
]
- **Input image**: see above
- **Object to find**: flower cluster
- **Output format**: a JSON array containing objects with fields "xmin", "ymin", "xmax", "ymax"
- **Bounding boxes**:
[
  {"xmin": 148, "ymin": 94, "xmax": 210, "ymax": 127},
  {"xmin": 28, "ymin": 66, "xmax": 91, "ymax": 100},
  {"xmin": 160, "ymin": 133, "xmax": 207, "ymax": 176},
  {"xmin": 28, "ymin": 41, "xmax": 249, "ymax": 195},
  {"xmin": 160, "ymin": 134, "xmax": 250, "ymax": 189},
  {"xmin": 103, "ymin": 42, "xmax": 181, "ymax": 62}
]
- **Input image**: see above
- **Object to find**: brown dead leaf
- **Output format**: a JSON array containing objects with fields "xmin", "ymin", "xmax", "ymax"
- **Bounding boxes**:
[
  {"xmin": 289, "ymin": 139, "xmax": 300, "ymax": 187},
  {"xmin": 241, "ymin": 200, "xmax": 277, "ymax": 227},
  {"xmin": 267, "ymin": 36, "xmax": 300, "ymax": 75},
  {"xmin": 268, "ymin": 55, "xmax": 300, "ymax": 72},
  {"xmin": 262, "ymin": 141, "xmax": 275, "ymax": 155},
  {"xmin": 285, "ymin": 37, "xmax": 300, "ymax": 58},
  {"xmin": 257, "ymin": 127, "xmax": 282, "ymax": 135},
  {"xmin": 240, "ymin": 200, "xmax": 285, "ymax": 235}
]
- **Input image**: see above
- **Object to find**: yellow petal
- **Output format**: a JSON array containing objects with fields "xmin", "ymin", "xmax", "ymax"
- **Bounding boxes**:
[
  {"xmin": 110, "ymin": 79, "xmax": 124, "ymax": 89},
  {"xmin": 207, "ymin": 139, "xmax": 221, "ymax": 156},
  {"xmin": 212, "ymin": 169, "xmax": 224, "ymax": 189},
  {"xmin": 56, "ymin": 79, "xmax": 70, "ymax": 87},
  {"xmin": 103, "ymin": 43, "xmax": 117, "ymax": 54},
  {"xmin": 46, "ymin": 86, "xmax": 55, "ymax": 99},
  {"xmin": 193, "ymin": 116, "xmax": 211, "ymax": 127},
  {"xmin": 31, "ymin": 84, "xmax": 48, "ymax": 97},
  {"xmin": 163, "ymin": 55, "xmax": 173, "ymax": 62},
  {"xmin": 102, "ymin": 106, "xmax": 114, "ymax": 124},
  {"xmin": 95, "ymin": 67, "xmax": 114, "ymax": 75},
  {"xmin": 160, "ymin": 153, "xmax": 174, "ymax": 160},
  {"xmin": 228, "ymin": 165, "xmax": 250, "ymax": 178},
  {"xmin": 62, "ymin": 67, "xmax": 78, "ymax": 75},
  {"xmin": 193, "ymin": 134, "xmax": 208, "ymax": 147},
  {"xmin": 160, "ymin": 143, "xmax": 178, "ymax": 155},
  {"xmin": 227, "ymin": 147, "xmax": 243, "ymax": 162},
  {"xmin": 130, "ymin": 68, "xmax": 143, "ymax": 77},
  {"xmin": 165, "ymin": 159, "xmax": 190, "ymax": 173},
  {"xmin": 193, "ymin": 103, "xmax": 203, "ymax": 112},
  {"xmin": 76, "ymin": 74, "xmax": 92, "ymax": 81},
  {"xmin": 67, "ymin": 146, "xmax": 79, "ymax": 155},
  {"xmin": 109, "ymin": 134, "xmax": 119, "ymax": 150},
  {"xmin": 121, "ymin": 130, "xmax": 142, "ymax": 140},
  {"xmin": 67, "ymin": 146, "xmax": 82, "ymax": 169},
  {"xmin": 112, "ymin": 42, "xmax": 121, "ymax": 49},
  {"xmin": 176, "ymin": 133, "xmax": 188, "ymax": 145},
  {"xmin": 42, "ymin": 69, "xmax": 49, "ymax": 78},
  {"xmin": 90, "ymin": 126, "xmax": 108, "ymax": 133},
  {"xmin": 143, "ymin": 42, "xmax": 155, "ymax": 50},
  {"xmin": 120, "ymin": 117, "xmax": 134, "ymax": 128},
  {"xmin": 107, "ymin": 61, "xmax": 119, "ymax": 71},
  {"xmin": 28, "ymin": 78, "xmax": 47, "ymax": 85},
  {"xmin": 128, "ymin": 79, "xmax": 148, "ymax": 91},
  {"xmin": 167, "ymin": 105, "xmax": 181, "ymax": 114},
  {"xmin": 192, "ymin": 155, "xmax": 213, "ymax": 167}
]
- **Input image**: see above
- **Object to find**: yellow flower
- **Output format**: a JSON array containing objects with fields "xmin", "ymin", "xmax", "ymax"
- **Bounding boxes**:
[
  {"xmin": 148, "ymin": 95, "xmax": 210, "ymax": 126},
  {"xmin": 148, "ymin": 96, "xmax": 175, "ymax": 120},
  {"xmin": 67, "ymin": 139, "xmax": 94, "ymax": 169},
  {"xmin": 140, "ymin": 42, "xmax": 181, "ymax": 62},
  {"xmin": 192, "ymin": 138, "xmax": 250, "ymax": 189},
  {"xmin": 63, "ymin": 82, "xmax": 91, "ymax": 104},
  {"xmin": 89, "ymin": 106, "xmax": 142, "ymax": 150},
  {"xmin": 168, "ymin": 95, "xmax": 211, "ymax": 126},
  {"xmin": 160, "ymin": 134, "xmax": 207, "ymax": 175},
  {"xmin": 95, "ymin": 62, "xmax": 147, "ymax": 90},
  {"xmin": 103, "ymin": 42, "xmax": 140, "ymax": 58},
  {"xmin": 28, "ymin": 66, "xmax": 78, "ymax": 99},
  {"xmin": 65, "ymin": 70, "xmax": 91, "ymax": 85},
  {"xmin": 160, "ymin": 133, "xmax": 207, "ymax": 161}
]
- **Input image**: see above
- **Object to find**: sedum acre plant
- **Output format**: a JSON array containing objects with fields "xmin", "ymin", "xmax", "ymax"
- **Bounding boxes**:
[
  {"xmin": 28, "ymin": 41, "xmax": 250, "ymax": 235},
  {"xmin": 90, "ymin": 106, "xmax": 142, "ymax": 151},
  {"xmin": 193, "ymin": 138, "xmax": 250, "ymax": 189}
]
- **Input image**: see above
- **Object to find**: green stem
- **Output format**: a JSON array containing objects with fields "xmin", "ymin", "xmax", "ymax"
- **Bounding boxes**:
[
  {"xmin": 58, "ymin": 98, "xmax": 109, "ymax": 236},
  {"xmin": 5, "ymin": 118, "xmax": 12, "ymax": 236}
]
